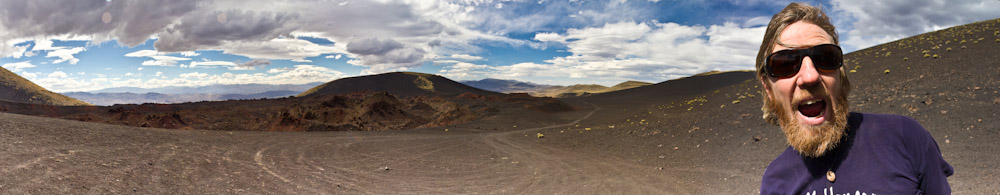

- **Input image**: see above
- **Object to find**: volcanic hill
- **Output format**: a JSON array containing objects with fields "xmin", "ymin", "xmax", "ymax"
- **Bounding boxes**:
[
  {"xmin": 299, "ymin": 72, "xmax": 502, "ymax": 97},
  {"xmin": 0, "ymin": 67, "xmax": 90, "ymax": 106}
]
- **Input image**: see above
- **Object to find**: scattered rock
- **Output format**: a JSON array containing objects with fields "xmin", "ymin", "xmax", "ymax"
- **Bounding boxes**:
[{"xmin": 753, "ymin": 136, "xmax": 762, "ymax": 142}]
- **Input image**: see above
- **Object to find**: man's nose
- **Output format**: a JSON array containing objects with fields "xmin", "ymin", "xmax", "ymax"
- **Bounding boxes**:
[{"xmin": 796, "ymin": 56, "xmax": 821, "ymax": 88}]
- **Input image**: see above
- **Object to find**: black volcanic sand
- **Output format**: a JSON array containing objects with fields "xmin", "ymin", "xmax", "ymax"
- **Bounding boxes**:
[{"xmin": 2, "ymin": 19, "xmax": 1000, "ymax": 194}]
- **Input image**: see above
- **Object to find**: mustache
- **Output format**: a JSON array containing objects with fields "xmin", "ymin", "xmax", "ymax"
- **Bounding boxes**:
[{"xmin": 791, "ymin": 85, "xmax": 832, "ymax": 104}]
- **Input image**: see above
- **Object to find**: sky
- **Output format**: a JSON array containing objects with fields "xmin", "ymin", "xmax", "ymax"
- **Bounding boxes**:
[{"xmin": 1, "ymin": 0, "xmax": 999, "ymax": 92}]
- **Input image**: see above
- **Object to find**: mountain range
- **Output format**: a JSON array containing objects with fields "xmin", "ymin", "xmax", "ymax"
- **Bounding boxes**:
[
  {"xmin": 459, "ymin": 79, "xmax": 652, "ymax": 97},
  {"xmin": 60, "ymin": 83, "xmax": 323, "ymax": 105}
]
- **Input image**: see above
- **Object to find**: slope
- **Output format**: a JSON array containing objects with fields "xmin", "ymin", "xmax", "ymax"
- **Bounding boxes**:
[{"xmin": 0, "ymin": 67, "xmax": 90, "ymax": 106}]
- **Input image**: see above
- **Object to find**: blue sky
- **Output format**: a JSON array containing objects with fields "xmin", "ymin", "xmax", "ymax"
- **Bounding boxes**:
[{"xmin": 1, "ymin": 0, "xmax": 998, "ymax": 92}]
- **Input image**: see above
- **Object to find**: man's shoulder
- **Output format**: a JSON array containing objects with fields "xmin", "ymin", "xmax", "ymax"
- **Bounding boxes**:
[
  {"xmin": 852, "ymin": 112, "xmax": 918, "ymax": 125},
  {"xmin": 850, "ymin": 112, "xmax": 934, "ymax": 153},
  {"xmin": 851, "ymin": 112, "xmax": 924, "ymax": 135},
  {"xmin": 761, "ymin": 147, "xmax": 805, "ymax": 189}
]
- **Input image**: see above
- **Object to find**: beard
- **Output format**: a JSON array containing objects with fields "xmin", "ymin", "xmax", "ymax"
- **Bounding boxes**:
[{"xmin": 766, "ymin": 87, "xmax": 850, "ymax": 158}]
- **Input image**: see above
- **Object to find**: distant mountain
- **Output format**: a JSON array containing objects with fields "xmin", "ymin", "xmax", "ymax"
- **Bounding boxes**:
[
  {"xmin": 460, "ymin": 78, "xmax": 557, "ymax": 93},
  {"xmin": 0, "ymin": 67, "xmax": 90, "ymax": 106},
  {"xmin": 526, "ymin": 80, "xmax": 653, "ymax": 98},
  {"xmin": 535, "ymin": 84, "xmax": 608, "ymax": 98},
  {"xmin": 596, "ymin": 81, "xmax": 653, "ymax": 93},
  {"xmin": 299, "ymin": 72, "xmax": 502, "ymax": 97},
  {"xmin": 85, "ymin": 82, "xmax": 324, "ymax": 94},
  {"xmin": 64, "ymin": 90, "xmax": 302, "ymax": 106}
]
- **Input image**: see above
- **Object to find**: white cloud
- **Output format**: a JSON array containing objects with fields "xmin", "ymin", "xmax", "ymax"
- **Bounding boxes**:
[
  {"xmin": 179, "ymin": 51, "xmax": 200, "ymax": 56},
  {"xmin": 48, "ymin": 71, "xmax": 68, "ymax": 79},
  {"xmin": 46, "ymin": 47, "xmax": 86, "ymax": 64},
  {"xmin": 137, "ymin": 67, "xmax": 144, "ymax": 71},
  {"xmin": 268, "ymin": 67, "xmax": 293, "ymax": 73},
  {"xmin": 124, "ymin": 50, "xmax": 159, "ymax": 57},
  {"xmin": 180, "ymin": 72, "xmax": 208, "ymax": 79},
  {"xmin": 325, "ymin": 54, "xmax": 343, "ymax": 59},
  {"xmin": 188, "ymin": 60, "xmax": 237, "ymax": 68},
  {"xmin": 0, "ymin": 44, "xmax": 28, "ymax": 58},
  {"xmin": 444, "ymin": 21, "xmax": 765, "ymax": 85},
  {"xmin": 31, "ymin": 39, "xmax": 65, "ymax": 51},
  {"xmin": 2, "ymin": 61, "xmax": 36, "ymax": 72},
  {"xmin": 439, "ymin": 61, "xmax": 491, "ymax": 79},
  {"xmin": 3, "ymin": 45, "xmax": 29, "ymax": 58},
  {"xmin": 20, "ymin": 71, "xmax": 37, "ymax": 79},
  {"xmin": 831, "ymin": 0, "xmax": 1000, "ymax": 51},
  {"xmin": 209, "ymin": 38, "xmax": 342, "ymax": 63},
  {"xmin": 125, "ymin": 49, "xmax": 192, "ymax": 66},
  {"xmin": 32, "ymin": 65, "xmax": 347, "ymax": 92},
  {"xmin": 449, "ymin": 54, "xmax": 484, "ymax": 61}
]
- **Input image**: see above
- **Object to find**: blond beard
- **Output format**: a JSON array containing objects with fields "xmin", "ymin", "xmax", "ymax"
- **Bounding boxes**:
[{"xmin": 766, "ymin": 88, "xmax": 850, "ymax": 158}]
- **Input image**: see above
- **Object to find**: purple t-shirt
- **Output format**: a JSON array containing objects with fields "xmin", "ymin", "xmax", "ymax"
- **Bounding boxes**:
[{"xmin": 761, "ymin": 112, "xmax": 953, "ymax": 195}]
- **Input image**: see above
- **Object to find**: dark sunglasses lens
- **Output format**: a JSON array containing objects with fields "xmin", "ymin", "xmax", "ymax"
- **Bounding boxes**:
[
  {"xmin": 768, "ymin": 51, "xmax": 800, "ymax": 77},
  {"xmin": 811, "ymin": 45, "xmax": 843, "ymax": 69}
]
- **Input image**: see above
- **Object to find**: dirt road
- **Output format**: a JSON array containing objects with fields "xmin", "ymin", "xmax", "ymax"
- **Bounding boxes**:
[{"xmin": 1, "ymin": 100, "xmax": 721, "ymax": 194}]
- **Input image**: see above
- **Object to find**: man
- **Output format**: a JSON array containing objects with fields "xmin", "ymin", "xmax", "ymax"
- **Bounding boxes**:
[{"xmin": 756, "ymin": 3, "xmax": 953, "ymax": 194}]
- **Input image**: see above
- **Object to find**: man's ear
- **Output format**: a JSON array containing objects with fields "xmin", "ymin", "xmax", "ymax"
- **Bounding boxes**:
[{"xmin": 759, "ymin": 77, "xmax": 773, "ymax": 100}]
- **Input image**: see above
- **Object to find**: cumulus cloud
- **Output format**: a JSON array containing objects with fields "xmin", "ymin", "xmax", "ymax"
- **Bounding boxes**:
[
  {"xmin": 48, "ymin": 71, "xmax": 69, "ymax": 79},
  {"xmin": 325, "ymin": 54, "xmax": 343, "ymax": 59},
  {"xmin": 20, "ymin": 71, "xmax": 37, "ymax": 79},
  {"xmin": 153, "ymin": 10, "xmax": 298, "ymax": 52},
  {"xmin": 125, "ymin": 49, "xmax": 192, "ymax": 66},
  {"xmin": 0, "ymin": 44, "xmax": 29, "ymax": 58},
  {"xmin": 2, "ymin": 61, "xmax": 36, "ymax": 72},
  {"xmin": 438, "ymin": 61, "xmax": 491, "ymax": 79},
  {"xmin": 267, "ymin": 67, "xmax": 293, "ymax": 73},
  {"xmin": 445, "ymin": 21, "xmax": 765, "ymax": 85},
  {"xmin": 2, "ymin": 0, "xmax": 649, "ymax": 74},
  {"xmin": 183, "ymin": 59, "xmax": 269, "ymax": 70},
  {"xmin": 209, "ymin": 38, "xmax": 340, "ymax": 63},
  {"xmin": 179, "ymin": 72, "xmax": 208, "ymax": 79},
  {"xmin": 179, "ymin": 51, "xmax": 200, "ymax": 56},
  {"xmin": 0, "ymin": 0, "xmax": 199, "ymax": 48},
  {"xmin": 30, "ymin": 39, "xmax": 65, "ymax": 51},
  {"xmin": 31, "ymin": 65, "xmax": 346, "ymax": 92},
  {"xmin": 235, "ymin": 59, "xmax": 271, "ymax": 70},
  {"xmin": 448, "ymin": 54, "xmax": 484, "ymax": 61},
  {"xmin": 346, "ymin": 37, "xmax": 427, "ymax": 73},
  {"xmin": 46, "ymin": 47, "xmax": 86, "ymax": 64},
  {"xmin": 188, "ymin": 61, "xmax": 237, "ymax": 68},
  {"xmin": 831, "ymin": 0, "xmax": 1000, "ymax": 51}
]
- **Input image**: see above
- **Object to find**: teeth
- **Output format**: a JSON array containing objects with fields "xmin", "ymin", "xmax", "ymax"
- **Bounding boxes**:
[{"xmin": 801, "ymin": 100, "xmax": 820, "ymax": 105}]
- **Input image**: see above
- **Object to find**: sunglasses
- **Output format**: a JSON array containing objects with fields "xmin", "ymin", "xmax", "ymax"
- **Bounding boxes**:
[{"xmin": 764, "ymin": 44, "xmax": 843, "ymax": 78}]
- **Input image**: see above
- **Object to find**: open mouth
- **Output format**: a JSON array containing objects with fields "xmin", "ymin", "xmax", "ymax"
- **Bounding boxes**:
[{"xmin": 797, "ymin": 99, "xmax": 826, "ymax": 118}]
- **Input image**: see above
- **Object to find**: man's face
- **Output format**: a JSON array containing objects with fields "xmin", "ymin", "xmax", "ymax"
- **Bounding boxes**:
[{"xmin": 762, "ymin": 21, "xmax": 849, "ymax": 157}]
